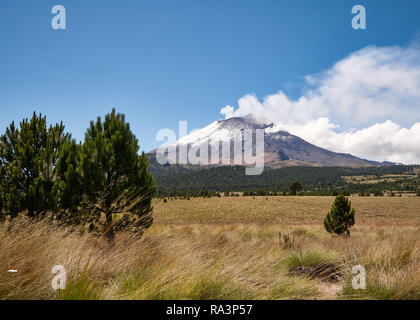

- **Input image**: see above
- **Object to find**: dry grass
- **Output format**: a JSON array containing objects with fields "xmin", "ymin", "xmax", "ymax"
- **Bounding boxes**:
[
  {"xmin": 0, "ymin": 196, "xmax": 419, "ymax": 300},
  {"xmin": 153, "ymin": 196, "xmax": 420, "ymax": 225}
]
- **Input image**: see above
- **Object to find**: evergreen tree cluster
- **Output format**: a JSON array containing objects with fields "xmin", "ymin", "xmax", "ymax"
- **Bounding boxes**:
[
  {"xmin": 151, "ymin": 162, "xmax": 419, "ymax": 196},
  {"xmin": 0, "ymin": 110, "xmax": 155, "ymax": 238}
]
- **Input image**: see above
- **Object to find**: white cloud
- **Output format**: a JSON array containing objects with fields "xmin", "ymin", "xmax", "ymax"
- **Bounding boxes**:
[
  {"xmin": 220, "ymin": 43, "xmax": 420, "ymax": 164},
  {"xmin": 270, "ymin": 118, "xmax": 420, "ymax": 165}
]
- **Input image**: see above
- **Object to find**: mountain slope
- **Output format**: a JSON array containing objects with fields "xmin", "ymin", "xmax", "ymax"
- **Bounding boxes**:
[{"xmin": 149, "ymin": 114, "xmax": 388, "ymax": 168}]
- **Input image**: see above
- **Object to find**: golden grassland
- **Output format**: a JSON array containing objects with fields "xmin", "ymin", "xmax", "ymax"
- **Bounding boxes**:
[
  {"xmin": 1, "ymin": 196, "xmax": 419, "ymax": 300},
  {"xmin": 153, "ymin": 196, "xmax": 420, "ymax": 225}
]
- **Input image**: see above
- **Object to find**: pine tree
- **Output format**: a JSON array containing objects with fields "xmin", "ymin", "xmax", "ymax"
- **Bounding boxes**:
[
  {"xmin": 53, "ymin": 139, "xmax": 83, "ymax": 212},
  {"xmin": 289, "ymin": 181, "xmax": 302, "ymax": 196},
  {"xmin": 0, "ymin": 113, "xmax": 69, "ymax": 218},
  {"xmin": 78, "ymin": 109, "xmax": 156, "ymax": 239},
  {"xmin": 324, "ymin": 194, "xmax": 355, "ymax": 236}
]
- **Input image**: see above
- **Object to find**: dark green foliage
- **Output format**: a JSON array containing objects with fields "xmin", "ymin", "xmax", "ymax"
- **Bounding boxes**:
[
  {"xmin": 324, "ymin": 195, "xmax": 355, "ymax": 236},
  {"xmin": 54, "ymin": 139, "xmax": 83, "ymax": 211},
  {"xmin": 242, "ymin": 190, "xmax": 272, "ymax": 197},
  {"xmin": 77, "ymin": 109, "xmax": 156, "ymax": 238},
  {"xmin": 0, "ymin": 112, "xmax": 69, "ymax": 218},
  {"xmin": 150, "ymin": 162, "xmax": 419, "ymax": 196},
  {"xmin": 289, "ymin": 181, "xmax": 303, "ymax": 196},
  {"xmin": 0, "ymin": 110, "xmax": 156, "ymax": 239},
  {"xmin": 156, "ymin": 189, "xmax": 225, "ymax": 199}
]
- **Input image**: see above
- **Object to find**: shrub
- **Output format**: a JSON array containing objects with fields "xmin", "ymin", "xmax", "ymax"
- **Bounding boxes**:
[
  {"xmin": 341, "ymin": 190, "xmax": 351, "ymax": 196},
  {"xmin": 324, "ymin": 194, "xmax": 355, "ymax": 236},
  {"xmin": 374, "ymin": 190, "xmax": 384, "ymax": 197}
]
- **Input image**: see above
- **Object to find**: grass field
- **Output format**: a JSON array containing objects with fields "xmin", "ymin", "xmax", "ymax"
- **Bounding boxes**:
[
  {"xmin": 1, "ymin": 196, "xmax": 419, "ymax": 300},
  {"xmin": 153, "ymin": 196, "xmax": 420, "ymax": 225}
]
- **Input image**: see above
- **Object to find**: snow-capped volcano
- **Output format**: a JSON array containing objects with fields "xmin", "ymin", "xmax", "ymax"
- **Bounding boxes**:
[
  {"xmin": 176, "ymin": 114, "xmax": 273, "ymax": 146},
  {"xmin": 150, "ymin": 114, "xmax": 383, "ymax": 167}
]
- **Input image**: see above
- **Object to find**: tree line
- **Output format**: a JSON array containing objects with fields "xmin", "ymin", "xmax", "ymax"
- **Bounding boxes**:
[{"xmin": 152, "ymin": 163, "xmax": 420, "ymax": 196}]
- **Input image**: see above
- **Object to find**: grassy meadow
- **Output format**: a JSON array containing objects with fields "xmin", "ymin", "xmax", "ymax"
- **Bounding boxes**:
[{"xmin": 1, "ymin": 196, "xmax": 419, "ymax": 300}]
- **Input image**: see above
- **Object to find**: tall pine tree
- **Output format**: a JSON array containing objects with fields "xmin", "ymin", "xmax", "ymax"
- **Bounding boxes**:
[{"xmin": 78, "ymin": 109, "xmax": 156, "ymax": 238}]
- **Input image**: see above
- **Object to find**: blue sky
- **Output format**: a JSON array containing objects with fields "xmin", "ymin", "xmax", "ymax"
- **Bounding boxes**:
[{"xmin": 1, "ymin": 0, "xmax": 420, "ymax": 154}]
